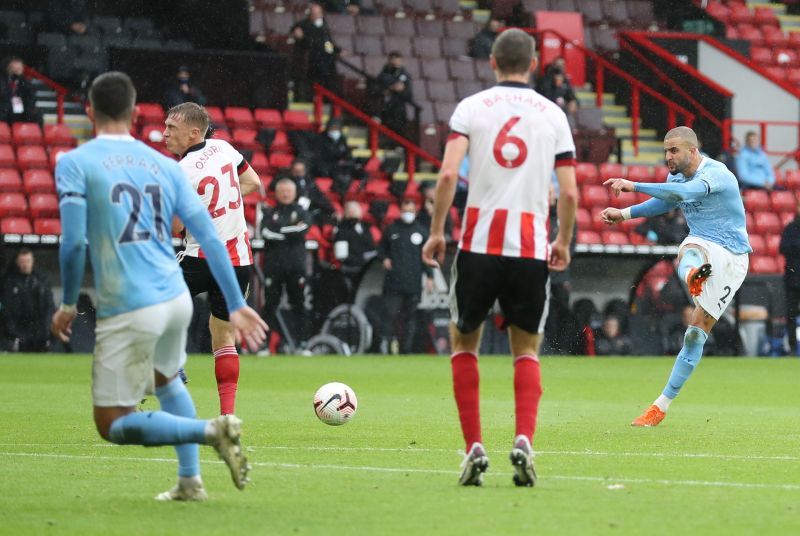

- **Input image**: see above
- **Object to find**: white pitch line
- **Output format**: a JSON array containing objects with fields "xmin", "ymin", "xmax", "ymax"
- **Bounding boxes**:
[
  {"xmin": 0, "ymin": 443, "xmax": 798, "ymax": 462},
  {"xmin": 1, "ymin": 451, "xmax": 799, "ymax": 491}
]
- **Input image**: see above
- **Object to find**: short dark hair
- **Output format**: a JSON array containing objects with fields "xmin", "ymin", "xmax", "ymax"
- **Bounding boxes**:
[
  {"xmin": 491, "ymin": 29, "xmax": 535, "ymax": 75},
  {"xmin": 388, "ymin": 51, "xmax": 403, "ymax": 60},
  {"xmin": 17, "ymin": 247, "xmax": 32, "ymax": 257},
  {"xmin": 89, "ymin": 71, "xmax": 136, "ymax": 122}
]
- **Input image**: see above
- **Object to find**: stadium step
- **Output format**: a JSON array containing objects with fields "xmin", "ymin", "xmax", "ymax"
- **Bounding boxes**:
[
  {"xmin": 576, "ymin": 91, "xmax": 616, "ymax": 107},
  {"xmin": 778, "ymin": 14, "xmax": 800, "ymax": 30},
  {"xmin": 747, "ymin": 2, "xmax": 785, "ymax": 14}
]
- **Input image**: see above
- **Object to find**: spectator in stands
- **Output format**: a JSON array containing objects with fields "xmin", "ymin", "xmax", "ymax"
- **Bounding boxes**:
[
  {"xmin": 322, "ymin": 0, "xmax": 361, "ymax": 14},
  {"xmin": 594, "ymin": 315, "xmax": 633, "ymax": 356},
  {"xmin": 291, "ymin": 2, "xmax": 340, "ymax": 100},
  {"xmin": 271, "ymin": 159, "xmax": 335, "ymax": 224},
  {"xmin": 162, "ymin": 66, "xmax": 207, "ymax": 111},
  {"xmin": 780, "ymin": 197, "xmax": 800, "ymax": 355},
  {"xmin": 45, "ymin": 0, "xmax": 89, "ymax": 35},
  {"xmin": 379, "ymin": 198, "xmax": 434, "ymax": 354},
  {"xmin": 260, "ymin": 178, "xmax": 312, "ymax": 350},
  {"xmin": 332, "ymin": 201, "xmax": 378, "ymax": 284},
  {"xmin": 376, "ymin": 51, "xmax": 413, "ymax": 136},
  {"xmin": 540, "ymin": 69, "xmax": 578, "ymax": 118},
  {"xmin": 313, "ymin": 117, "xmax": 358, "ymax": 198},
  {"xmin": 635, "ymin": 209, "xmax": 689, "ymax": 245},
  {"xmin": 469, "ymin": 17, "xmax": 503, "ymax": 60},
  {"xmin": 737, "ymin": 131, "xmax": 775, "ymax": 190},
  {"xmin": 0, "ymin": 56, "xmax": 41, "ymax": 126},
  {"xmin": 1, "ymin": 248, "xmax": 53, "ymax": 352}
]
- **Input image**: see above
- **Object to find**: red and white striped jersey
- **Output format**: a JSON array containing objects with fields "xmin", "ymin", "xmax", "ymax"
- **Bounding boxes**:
[
  {"xmin": 179, "ymin": 138, "xmax": 253, "ymax": 266},
  {"xmin": 449, "ymin": 82, "xmax": 575, "ymax": 259}
]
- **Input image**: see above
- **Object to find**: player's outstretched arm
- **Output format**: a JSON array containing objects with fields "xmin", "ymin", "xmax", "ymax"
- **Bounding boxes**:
[
  {"xmin": 600, "ymin": 197, "xmax": 675, "ymax": 226},
  {"xmin": 423, "ymin": 135, "xmax": 468, "ymax": 268},
  {"xmin": 605, "ymin": 177, "xmax": 709, "ymax": 203},
  {"xmin": 238, "ymin": 166, "xmax": 262, "ymax": 197}
]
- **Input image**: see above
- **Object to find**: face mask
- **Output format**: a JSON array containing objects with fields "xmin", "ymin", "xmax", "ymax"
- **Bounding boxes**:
[
  {"xmin": 178, "ymin": 77, "xmax": 190, "ymax": 84},
  {"xmin": 313, "ymin": 18, "xmax": 323, "ymax": 27},
  {"xmin": 328, "ymin": 130, "xmax": 341, "ymax": 141},
  {"xmin": 401, "ymin": 211, "xmax": 415, "ymax": 224}
]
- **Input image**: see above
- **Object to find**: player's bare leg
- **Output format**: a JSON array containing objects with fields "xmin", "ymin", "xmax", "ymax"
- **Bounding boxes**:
[
  {"xmin": 507, "ymin": 325, "xmax": 542, "ymax": 487},
  {"xmin": 450, "ymin": 323, "xmax": 489, "ymax": 486},
  {"xmin": 632, "ymin": 305, "xmax": 717, "ymax": 427},
  {"xmin": 210, "ymin": 315, "xmax": 240, "ymax": 415}
]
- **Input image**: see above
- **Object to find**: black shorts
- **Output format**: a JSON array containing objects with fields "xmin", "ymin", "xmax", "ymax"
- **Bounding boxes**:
[
  {"xmin": 181, "ymin": 256, "xmax": 252, "ymax": 321},
  {"xmin": 449, "ymin": 250, "xmax": 549, "ymax": 334}
]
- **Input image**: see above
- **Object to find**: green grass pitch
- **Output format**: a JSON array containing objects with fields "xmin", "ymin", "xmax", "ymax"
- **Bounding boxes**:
[{"xmin": 0, "ymin": 354, "xmax": 798, "ymax": 535}]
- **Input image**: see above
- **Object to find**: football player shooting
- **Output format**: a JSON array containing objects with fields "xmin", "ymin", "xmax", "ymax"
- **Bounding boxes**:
[
  {"xmin": 422, "ymin": 29, "xmax": 578, "ymax": 487},
  {"xmin": 600, "ymin": 126, "xmax": 751, "ymax": 427},
  {"xmin": 163, "ymin": 102, "xmax": 263, "ymax": 416}
]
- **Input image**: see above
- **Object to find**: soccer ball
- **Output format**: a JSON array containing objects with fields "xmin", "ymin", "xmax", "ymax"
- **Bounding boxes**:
[{"xmin": 313, "ymin": 382, "xmax": 358, "ymax": 426}]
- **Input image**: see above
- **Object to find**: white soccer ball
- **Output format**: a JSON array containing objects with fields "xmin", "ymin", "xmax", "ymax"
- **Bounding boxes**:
[{"xmin": 313, "ymin": 382, "xmax": 358, "ymax": 426}]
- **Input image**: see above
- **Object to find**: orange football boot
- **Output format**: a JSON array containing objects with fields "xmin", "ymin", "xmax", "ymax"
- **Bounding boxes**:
[
  {"xmin": 686, "ymin": 263, "xmax": 712, "ymax": 297},
  {"xmin": 631, "ymin": 404, "xmax": 666, "ymax": 427}
]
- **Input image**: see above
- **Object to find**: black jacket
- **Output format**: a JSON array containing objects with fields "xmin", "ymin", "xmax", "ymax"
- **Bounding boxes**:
[
  {"xmin": 377, "ymin": 65, "xmax": 413, "ymax": 103},
  {"xmin": 2, "ymin": 268, "xmax": 53, "ymax": 349},
  {"xmin": 269, "ymin": 174, "xmax": 334, "ymax": 224},
  {"xmin": 379, "ymin": 217, "xmax": 432, "ymax": 294},
  {"xmin": 0, "ymin": 74, "xmax": 38, "ymax": 123},
  {"xmin": 332, "ymin": 219, "xmax": 377, "ymax": 274},
  {"xmin": 162, "ymin": 82, "xmax": 207, "ymax": 111},
  {"xmin": 313, "ymin": 132, "xmax": 353, "ymax": 178},
  {"xmin": 780, "ymin": 216, "xmax": 800, "ymax": 288},
  {"xmin": 469, "ymin": 29, "xmax": 497, "ymax": 60},
  {"xmin": 260, "ymin": 202, "xmax": 311, "ymax": 272},
  {"xmin": 292, "ymin": 18, "xmax": 338, "ymax": 77}
]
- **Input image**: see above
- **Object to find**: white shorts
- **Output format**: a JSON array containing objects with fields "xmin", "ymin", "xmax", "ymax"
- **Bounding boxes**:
[
  {"xmin": 92, "ymin": 292, "xmax": 193, "ymax": 407},
  {"xmin": 679, "ymin": 236, "xmax": 749, "ymax": 320}
]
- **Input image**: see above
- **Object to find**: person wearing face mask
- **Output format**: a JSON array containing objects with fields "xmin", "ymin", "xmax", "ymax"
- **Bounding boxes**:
[
  {"xmin": 162, "ymin": 66, "xmax": 207, "ymax": 111},
  {"xmin": 378, "ymin": 198, "xmax": 434, "ymax": 354},
  {"xmin": 1, "ymin": 56, "xmax": 41, "ymax": 126},
  {"xmin": 314, "ymin": 117, "xmax": 357, "ymax": 199},
  {"xmin": 332, "ymin": 201, "xmax": 378, "ymax": 277},
  {"xmin": 269, "ymin": 159, "xmax": 335, "ymax": 225},
  {"xmin": 290, "ymin": 2, "xmax": 340, "ymax": 101}
]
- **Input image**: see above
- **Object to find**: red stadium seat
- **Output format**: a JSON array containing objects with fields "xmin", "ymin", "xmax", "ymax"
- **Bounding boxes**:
[
  {"xmin": 580, "ymin": 185, "xmax": 610, "ymax": 208},
  {"xmin": 576, "ymin": 207, "xmax": 591, "ymax": 229},
  {"xmin": 705, "ymin": 2, "xmax": 729, "ymax": 22},
  {"xmin": 589, "ymin": 207, "xmax": 607, "ymax": 231},
  {"xmin": 1, "ymin": 217, "xmax": 32, "ymax": 234},
  {"xmin": 250, "ymin": 152, "xmax": 269, "ymax": 175},
  {"xmin": 0, "ymin": 192, "xmax": 28, "ymax": 217},
  {"xmin": 254, "ymin": 109, "xmax": 284, "ymax": 130},
  {"xmin": 11, "ymin": 122, "xmax": 42, "ymax": 145},
  {"xmin": 16, "ymin": 146, "xmax": 48, "ymax": 170},
  {"xmin": 780, "ymin": 211, "xmax": 795, "ymax": 227},
  {"xmin": 602, "ymin": 230, "xmax": 629, "ymax": 245},
  {"xmin": 577, "ymin": 230, "xmax": 602, "ymax": 244},
  {"xmin": 751, "ymin": 46, "xmax": 773, "ymax": 65},
  {"xmin": 610, "ymin": 191, "xmax": 637, "ymax": 209},
  {"xmin": 23, "ymin": 169, "xmax": 55, "ymax": 194},
  {"xmin": 270, "ymin": 130, "xmax": 292, "ymax": 154},
  {"xmin": 750, "ymin": 255, "xmax": 779, "ymax": 274},
  {"xmin": 625, "ymin": 165, "xmax": 652, "ymax": 182},
  {"xmin": 754, "ymin": 6, "xmax": 780, "ymax": 27},
  {"xmin": 783, "ymin": 169, "xmax": 800, "ymax": 190},
  {"xmin": 762, "ymin": 25, "xmax": 787, "ymax": 47},
  {"xmin": 754, "ymin": 212, "xmax": 781, "ymax": 234},
  {"xmin": 28, "ymin": 193, "xmax": 59, "ymax": 218},
  {"xmin": 34, "ymin": 217, "xmax": 61, "ymax": 235},
  {"xmin": 363, "ymin": 178, "xmax": 392, "ymax": 201},
  {"xmin": 315, "ymin": 177, "xmax": 333, "ymax": 193},
  {"xmin": 205, "ymin": 106, "xmax": 225, "ymax": 126},
  {"xmin": 774, "ymin": 48, "xmax": 799, "ymax": 67},
  {"xmin": 43, "ymin": 124, "xmax": 77, "ymax": 147},
  {"xmin": 729, "ymin": 4, "xmax": 754, "ymax": 25},
  {"xmin": 0, "ymin": 144, "xmax": 14, "ymax": 167},
  {"xmin": 737, "ymin": 24, "xmax": 763, "ymax": 43},
  {"xmin": 767, "ymin": 233, "xmax": 781, "ymax": 256},
  {"xmin": 743, "ymin": 189, "xmax": 771, "ymax": 211},
  {"xmin": 211, "ymin": 129, "xmax": 232, "ymax": 143},
  {"xmin": 0, "ymin": 168, "xmax": 23, "ymax": 192},
  {"xmin": 269, "ymin": 152, "xmax": 294, "ymax": 171},
  {"xmin": 575, "ymin": 162, "xmax": 599, "ymax": 184},
  {"xmin": 382, "ymin": 203, "xmax": 401, "ymax": 227},
  {"xmin": 137, "ymin": 103, "xmax": 164, "ymax": 125},
  {"xmin": 283, "ymin": 110, "xmax": 313, "ymax": 131},
  {"xmin": 231, "ymin": 128, "xmax": 262, "ymax": 152},
  {"xmin": 599, "ymin": 162, "xmax": 624, "ymax": 181},
  {"xmin": 771, "ymin": 190, "xmax": 796, "ymax": 212},
  {"xmin": 0, "ymin": 123, "xmax": 11, "ymax": 144},
  {"xmin": 225, "ymin": 107, "xmax": 256, "ymax": 129},
  {"xmin": 749, "ymin": 233, "xmax": 766, "ymax": 254}
]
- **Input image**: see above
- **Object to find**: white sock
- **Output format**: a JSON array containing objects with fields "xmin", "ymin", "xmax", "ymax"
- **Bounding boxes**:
[{"xmin": 654, "ymin": 394, "xmax": 673, "ymax": 412}]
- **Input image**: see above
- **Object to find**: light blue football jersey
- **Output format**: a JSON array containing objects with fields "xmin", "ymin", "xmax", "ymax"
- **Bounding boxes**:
[
  {"xmin": 55, "ymin": 135, "xmax": 206, "ymax": 318},
  {"xmin": 667, "ymin": 157, "xmax": 751, "ymax": 254}
]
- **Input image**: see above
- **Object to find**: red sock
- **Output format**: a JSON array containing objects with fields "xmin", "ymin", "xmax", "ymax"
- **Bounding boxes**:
[
  {"xmin": 514, "ymin": 355, "xmax": 543, "ymax": 444},
  {"xmin": 214, "ymin": 345, "xmax": 239, "ymax": 415},
  {"xmin": 451, "ymin": 351, "xmax": 481, "ymax": 452}
]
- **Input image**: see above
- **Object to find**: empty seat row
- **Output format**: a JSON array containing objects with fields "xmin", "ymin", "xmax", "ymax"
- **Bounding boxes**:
[
  {"xmin": 0, "ymin": 192, "xmax": 59, "ymax": 219},
  {"xmin": 137, "ymin": 103, "xmax": 314, "ymax": 131},
  {"xmin": 742, "ymin": 189, "xmax": 798, "ymax": 212},
  {"xmin": 0, "ymin": 217, "xmax": 61, "ymax": 235},
  {"xmin": 576, "ymin": 163, "xmax": 669, "ymax": 184},
  {"xmin": 706, "ymin": 2, "xmax": 780, "ymax": 27},
  {"xmin": 0, "ymin": 169, "xmax": 56, "ymax": 194},
  {"xmin": 0, "ymin": 123, "xmax": 76, "ymax": 147},
  {"xmin": 0, "ymin": 145, "xmax": 72, "ymax": 170}
]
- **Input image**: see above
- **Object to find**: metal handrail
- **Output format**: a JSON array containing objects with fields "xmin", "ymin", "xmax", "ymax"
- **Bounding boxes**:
[
  {"xmin": 722, "ymin": 118, "xmax": 800, "ymax": 166},
  {"xmin": 22, "ymin": 66, "xmax": 73, "ymax": 125}
]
